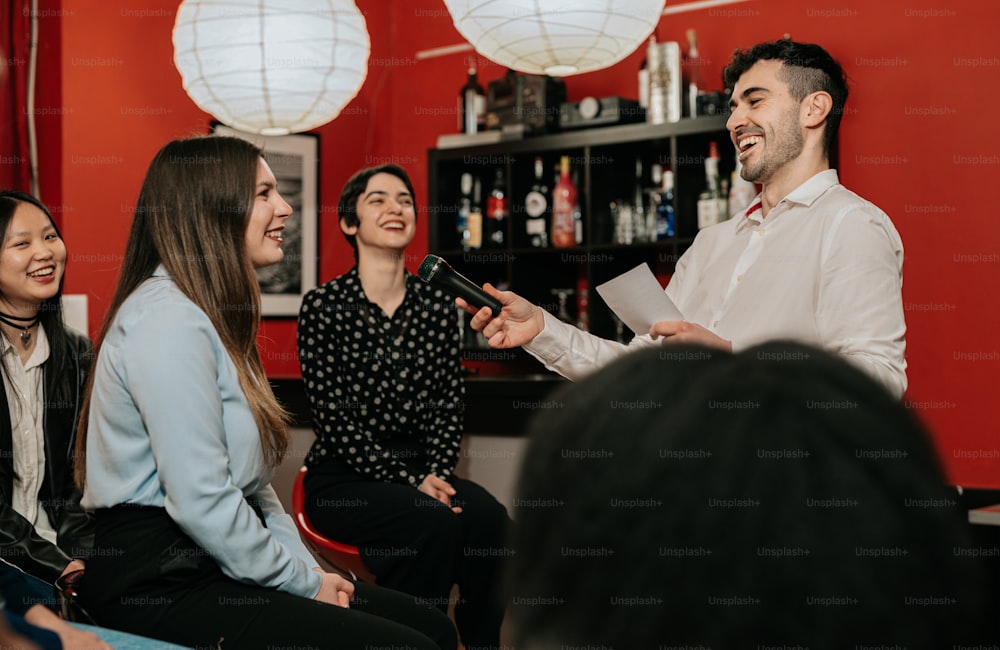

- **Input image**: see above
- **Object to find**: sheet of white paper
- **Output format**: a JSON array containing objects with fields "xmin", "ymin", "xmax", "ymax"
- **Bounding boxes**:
[{"xmin": 595, "ymin": 263, "xmax": 684, "ymax": 335}]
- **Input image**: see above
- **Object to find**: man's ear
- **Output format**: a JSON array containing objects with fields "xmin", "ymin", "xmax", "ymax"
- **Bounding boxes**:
[{"xmin": 803, "ymin": 91, "xmax": 833, "ymax": 127}]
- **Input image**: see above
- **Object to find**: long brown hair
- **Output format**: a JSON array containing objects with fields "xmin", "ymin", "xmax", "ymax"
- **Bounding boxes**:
[{"xmin": 74, "ymin": 136, "xmax": 289, "ymax": 487}]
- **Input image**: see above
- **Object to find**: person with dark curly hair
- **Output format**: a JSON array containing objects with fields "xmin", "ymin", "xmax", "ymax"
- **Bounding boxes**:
[
  {"xmin": 460, "ymin": 40, "xmax": 906, "ymax": 400},
  {"xmin": 509, "ymin": 342, "xmax": 994, "ymax": 649}
]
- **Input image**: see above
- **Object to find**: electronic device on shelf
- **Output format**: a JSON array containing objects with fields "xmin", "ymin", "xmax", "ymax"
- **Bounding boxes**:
[
  {"xmin": 560, "ymin": 96, "xmax": 646, "ymax": 130},
  {"xmin": 486, "ymin": 69, "xmax": 566, "ymax": 134}
]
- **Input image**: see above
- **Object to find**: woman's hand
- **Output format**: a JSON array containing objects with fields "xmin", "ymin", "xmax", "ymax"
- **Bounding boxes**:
[
  {"xmin": 419, "ymin": 474, "xmax": 462, "ymax": 514},
  {"xmin": 312, "ymin": 568, "xmax": 354, "ymax": 608},
  {"xmin": 60, "ymin": 559, "xmax": 86, "ymax": 577}
]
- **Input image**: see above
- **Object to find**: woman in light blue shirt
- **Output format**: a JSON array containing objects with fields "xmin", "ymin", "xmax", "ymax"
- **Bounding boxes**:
[{"xmin": 72, "ymin": 135, "xmax": 456, "ymax": 650}]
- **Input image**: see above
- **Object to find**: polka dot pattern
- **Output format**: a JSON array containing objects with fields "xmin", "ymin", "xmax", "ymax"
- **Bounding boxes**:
[{"xmin": 298, "ymin": 268, "xmax": 465, "ymax": 487}]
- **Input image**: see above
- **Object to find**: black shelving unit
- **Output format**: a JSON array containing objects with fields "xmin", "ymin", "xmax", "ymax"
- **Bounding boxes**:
[{"xmin": 427, "ymin": 115, "xmax": 734, "ymax": 349}]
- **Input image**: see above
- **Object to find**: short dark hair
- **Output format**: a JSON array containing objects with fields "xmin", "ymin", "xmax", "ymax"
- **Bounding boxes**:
[
  {"xmin": 509, "ymin": 342, "xmax": 994, "ymax": 649},
  {"xmin": 724, "ymin": 39, "xmax": 849, "ymax": 157},
  {"xmin": 337, "ymin": 164, "xmax": 417, "ymax": 257}
]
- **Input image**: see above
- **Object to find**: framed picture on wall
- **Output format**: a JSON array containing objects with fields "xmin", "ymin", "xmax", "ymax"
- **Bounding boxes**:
[{"xmin": 212, "ymin": 123, "xmax": 319, "ymax": 317}]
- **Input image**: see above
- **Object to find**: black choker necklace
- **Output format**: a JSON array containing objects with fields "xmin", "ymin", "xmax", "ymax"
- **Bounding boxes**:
[{"xmin": 0, "ymin": 311, "xmax": 40, "ymax": 348}]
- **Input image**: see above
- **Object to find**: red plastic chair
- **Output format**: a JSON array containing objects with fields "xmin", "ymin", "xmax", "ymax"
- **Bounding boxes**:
[{"xmin": 292, "ymin": 466, "xmax": 376, "ymax": 583}]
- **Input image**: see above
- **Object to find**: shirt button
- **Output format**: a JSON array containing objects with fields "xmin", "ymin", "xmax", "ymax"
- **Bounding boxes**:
[
  {"xmin": 737, "ymin": 275, "xmax": 744, "ymax": 282},
  {"xmin": 712, "ymin": 320, "xmax": 719, "ymax": 328}
]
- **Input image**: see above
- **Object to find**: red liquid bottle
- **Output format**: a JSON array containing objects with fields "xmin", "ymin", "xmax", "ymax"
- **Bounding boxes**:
[{"xmin": 551, "ymin": 156, "xmax": 578, "ymax": 248}]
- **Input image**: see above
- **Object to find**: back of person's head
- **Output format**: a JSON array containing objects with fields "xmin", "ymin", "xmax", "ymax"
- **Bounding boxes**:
[
  {"xmin": 337, "ymin": 164, "xmax": 416, "ymax": 257},
  {"xmin": 723, "ymin": 39, "xmax": 848, "ymax": 157},
  {"xmin": 510, "ymin": 342, "xmax": 992, "ymax": 649}
]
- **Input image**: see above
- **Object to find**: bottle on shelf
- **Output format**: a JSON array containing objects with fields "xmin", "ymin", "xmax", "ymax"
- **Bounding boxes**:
[
  {"xmin": 457, "ymin": 172, "xmax": 472, "ymax": 250},
  {"xmin": 551, "ymin": 155, "xmax": 578, "ymax": 248},
  {"xmin": 458, "ymin": 60, "xmax": 486, "ymax": 134},
  {"xmin": 646, "ymin": 35, "xmax": 681, "ymax": 125},
  {"xmin": 728, "ymin": 156, "xmax": 758, "ymax": 216},
  {"xmin": 576, "ymin": 275, "xmax": 590, "ymax": 332},
  {"xmin": 719, "ymin": 177, "xmax": 730, "ymax": 222},
  {"xmin": 683, "ymin": 28, "xmax": 704, "ymax": 118},
  {"xmin": 486, "ymin": 167, "xmax": 508, "ymax": 248},
  {"xmin": 551, "ymin": 288, "xmax": 575, "ymax": 324},
  {"xmin": 467, "ymin": 176, "xmax": 483, "ymax": 249},
  {"xmin": 637, "ymin": 38, "xmax": 650, "ymax": 110},
  {"xmin": 697, "ymin": 141, "xmax": 724, "ymax": 230},
  {"xmin": 655, "ymin": 166, "xmax": 676, "ymax": 240},
  {"xmin": 572, "ymin": 165, "xmax": 584, "ymax": 245},
  {"xmin": 632, "ymin": 158, "xmax": 651, "ymax": 243},
  {"xmin": 524, "ymin": 156, "xmax": 550, "ymax": 247}
]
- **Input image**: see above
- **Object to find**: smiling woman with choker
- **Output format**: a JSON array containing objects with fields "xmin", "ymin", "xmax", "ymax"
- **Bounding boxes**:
[{"xmin": 0, "ymin": 191, "xmax": 93, "ymax": 590}]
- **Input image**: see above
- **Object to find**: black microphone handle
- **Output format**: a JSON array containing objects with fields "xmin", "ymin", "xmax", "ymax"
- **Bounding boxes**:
[{"xmin": 436, "ymin": 268, "xmax": 502, "ymax": 317}]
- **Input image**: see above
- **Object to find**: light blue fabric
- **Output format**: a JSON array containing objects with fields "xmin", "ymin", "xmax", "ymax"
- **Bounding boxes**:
[
  {"xmin": 81, "ymin": 267, "xmax": 321, "ymax": 598},
  {"xmin": 73, "ymin": 623, "xmax": 190, "ymax": 649}
]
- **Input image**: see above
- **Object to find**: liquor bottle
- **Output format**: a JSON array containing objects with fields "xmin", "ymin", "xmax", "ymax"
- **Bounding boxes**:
[
  {"xmin": 524, "ymin": 156, "xmax": 550, "ymax": 247},
  {"xmin": 655, "ymin": 168, "xmax": 676, "ymax": 239},
  {"xmin": 576, "ymin": 276, "xmax": 590, "ymax": 332},
  {"xmin": 637, "ymin": 39, "xmax": 650, "ymax": 110},
  {"xmin": 683, "ymin": 28, "xmax": 704, "ymax": 118},
  {"xmin": 486, "ymin": 168, "xmax": 508, "ymax": 248},
  {"xmin": 467, "ymin": 177, "xmax": 483, "ymax": 249},
  {"xmin": 551, "ymin": 155, "xmax": 578, "ymax": 248},
  {"xmin": 632, "ymin": 158, "xmax": 647, "ymax": 242},
  {"xmin": 697, "ymin": 142, "xmax": 723, "ymax": 230},
  {"xmin": 572, "ymin": 166, "xmax": 584, "ymax": 245},
  {"xmin": 457, "ymin": 172, "xmax": 472, "ymax": 250},
  {"xmin": 728, "ymin": 157, "xmax": 758, "ymax": 216},
  {"xmin": 719, "ymin": 177, "xmax": 730, "ymax": 222},
  {"xmin": 458, "ymin": 61, "xmax": 486, "ymax": 134},
  {"xmin": 647, "ymin": 35, "xmax": 681, "ymax": 125}
]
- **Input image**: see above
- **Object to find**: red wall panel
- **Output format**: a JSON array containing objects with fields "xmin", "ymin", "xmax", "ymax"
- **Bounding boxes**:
[{"xmin": 37, "ymin": 0, "xmax": 1000, "ymax": 486}]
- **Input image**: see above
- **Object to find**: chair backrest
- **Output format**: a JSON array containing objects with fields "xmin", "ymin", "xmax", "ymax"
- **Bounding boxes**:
[{"xmin": 291, "ymin": 466, "xmax": 376, "ymax": 583}]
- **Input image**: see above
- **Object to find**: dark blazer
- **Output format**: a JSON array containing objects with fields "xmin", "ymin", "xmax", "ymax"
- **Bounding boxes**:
[{"xmin": 0, "ymin": 328, "xmax": 94, "ymax": 583}]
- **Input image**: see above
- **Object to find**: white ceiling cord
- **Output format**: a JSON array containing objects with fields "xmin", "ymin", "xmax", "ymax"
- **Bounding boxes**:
[
  {"xmin": 26, "ymin": 0, "xmax": 40, "ymax": 197},
  {"xmin": 415, "ymin": 0, "xmax": 754, "ymax": 61}
]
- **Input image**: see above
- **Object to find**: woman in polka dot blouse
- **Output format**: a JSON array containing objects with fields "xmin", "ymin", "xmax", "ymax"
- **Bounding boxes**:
[{"xmin": 298, "ymin": 164, "xmax": 511, "ymax": 650}]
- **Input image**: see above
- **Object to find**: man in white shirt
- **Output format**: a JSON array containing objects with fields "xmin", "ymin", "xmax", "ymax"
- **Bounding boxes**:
[{"xmin": 460, "ymin": 39, "xmax": 906, "ymax": 399}]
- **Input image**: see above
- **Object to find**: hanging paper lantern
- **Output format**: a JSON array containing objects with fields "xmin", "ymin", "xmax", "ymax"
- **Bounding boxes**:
[
  {"xmin": 173, "ymin": 0, "xmax": 370, "ymax": 135},
  {"xmin": 441, "ymin": 0, "xmax": 665, "ymax": 76}
]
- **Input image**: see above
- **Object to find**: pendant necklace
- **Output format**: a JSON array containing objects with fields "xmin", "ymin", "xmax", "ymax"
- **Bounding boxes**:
[{"xmin": 0, "ymin": 311, "xmax": 40, "ymax": 348}]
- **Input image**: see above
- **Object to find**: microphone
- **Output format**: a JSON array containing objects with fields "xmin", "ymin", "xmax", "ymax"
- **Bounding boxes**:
[{"xmin": 417, "ymin": 255, "xmax": 502, "ymax": 317}]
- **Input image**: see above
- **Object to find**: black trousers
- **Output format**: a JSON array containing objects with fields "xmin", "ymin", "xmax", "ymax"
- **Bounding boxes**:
[
  {"xmin": 77, "ymin": 505, "xmax": 457, "ymax": 650},
  {"xmin": 305, "ymin": 463, "xmax": 512, "ymax": 650}
]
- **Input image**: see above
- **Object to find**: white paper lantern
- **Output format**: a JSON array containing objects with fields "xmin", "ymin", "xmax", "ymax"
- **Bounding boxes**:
[
  {"xmin": 172, "ymin": 0, "xmax": 370, "ymax": 135},
  {"xmin": 442, "ymin": 0, "xmax": 665, "ymax": 76}
]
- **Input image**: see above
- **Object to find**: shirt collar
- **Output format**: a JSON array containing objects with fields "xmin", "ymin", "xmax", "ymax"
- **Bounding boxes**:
[{"xmin": 735, "ymin": 169, "xmax": 840, "ymax": 232}]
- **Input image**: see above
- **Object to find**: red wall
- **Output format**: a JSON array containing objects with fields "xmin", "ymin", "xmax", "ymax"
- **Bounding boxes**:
[{"xmin": 36, "ymin": 0, "xmax": 1000, "ymax": 486}]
